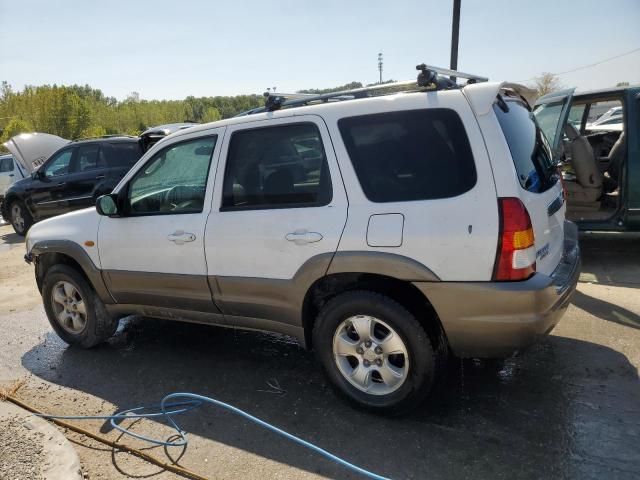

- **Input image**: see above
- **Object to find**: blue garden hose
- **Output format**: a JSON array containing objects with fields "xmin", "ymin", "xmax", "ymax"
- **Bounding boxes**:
[{"xmin": 38, "ymin": 391, "xmax": 391, "ymax": 480}]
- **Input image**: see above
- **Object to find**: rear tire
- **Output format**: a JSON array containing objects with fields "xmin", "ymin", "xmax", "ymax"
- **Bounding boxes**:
[
  {"xmin": 10, "ymin": 200, "xmax": 33, "ymax": 236},
  {"xmin": 42, "ymin": 264, "xmax": 119, "ymax": 348},
  {"xmin": 313, "ymin": 290, "xmax": 436, "ymax": 415}
]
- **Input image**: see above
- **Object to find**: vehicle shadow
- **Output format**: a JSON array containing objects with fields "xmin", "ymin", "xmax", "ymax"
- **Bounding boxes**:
[
  {"xmin": 579, "ymin": 232, "xmax": 640, "ymax": 287},
  {"xmin": 21, "ymin": 319, "xmax": 640, "ymax": 479},
  {"xmin": 572, "ymin": 289, "xmax": 640, "ymax": 330},
  {"xmin": 0, "ymin": 230, "xmax": 24, "ymax": 245}
]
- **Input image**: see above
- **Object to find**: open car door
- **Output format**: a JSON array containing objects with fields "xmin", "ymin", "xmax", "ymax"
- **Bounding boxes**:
[
  {"xmin": 533, "ymin": 88, "xmax": 575, "ymax": 162},
  {"xmin": 3, "ymin": 133, "xmax": 70, "ymax": 174}
]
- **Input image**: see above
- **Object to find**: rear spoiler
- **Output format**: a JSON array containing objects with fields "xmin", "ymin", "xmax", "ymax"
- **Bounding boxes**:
[{"xmin": 462, "ymin": 81, "xmax": 538, "ymax": 116}]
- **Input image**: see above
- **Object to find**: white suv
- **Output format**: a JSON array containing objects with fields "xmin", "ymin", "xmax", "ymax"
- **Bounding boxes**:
[{"xmin": 24, "ymin": 67, "xmax": 580, "ymax": 413}]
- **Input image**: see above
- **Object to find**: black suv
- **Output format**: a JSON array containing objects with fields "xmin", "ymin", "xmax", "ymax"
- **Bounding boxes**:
[{"xmin": 2, "ymin": 136, "xmax": 143, "ymax": 235}]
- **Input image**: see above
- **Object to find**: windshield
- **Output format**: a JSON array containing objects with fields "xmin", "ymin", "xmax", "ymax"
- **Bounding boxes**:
[{"xmin": 494, "ymin": 96, "xmax": 556, "ymax": 193}]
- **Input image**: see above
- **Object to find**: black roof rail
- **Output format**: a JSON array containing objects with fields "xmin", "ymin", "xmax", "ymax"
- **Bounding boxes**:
[
  {"xmin": 72, "ymin": 134, "xmax": 138, "ymax": 142},
  {"xmin": 235, "ymin": 64, "xmax": 488, "ymax": 117}
]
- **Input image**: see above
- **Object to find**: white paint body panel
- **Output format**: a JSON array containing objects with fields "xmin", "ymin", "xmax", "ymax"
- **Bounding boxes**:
[
  {"xmin": 26, "ymin": 207, "xmax": 102, "ymax": 266},
  {"xmin": 97, "ymin": 127, "xmax": 226, "ymax": 275},
  {"xmin": 0, "ymin": 155, "xmax": 24, "ymax": 197},
  {"xmin": 468, "ymin": 94, "xmax": 565, "ymax": 276},
  {"xmin": 322, "ymin": 91, "xmax": 500, "ymax": 281},
  {"xmin": 205, "ymin": 115, "xmax": 348, "ymax": 279}
]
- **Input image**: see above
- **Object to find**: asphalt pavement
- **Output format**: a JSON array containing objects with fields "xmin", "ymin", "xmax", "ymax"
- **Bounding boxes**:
[{"xmin": 0, "ymin": 225, "xmax": 639, "ymax": 479}]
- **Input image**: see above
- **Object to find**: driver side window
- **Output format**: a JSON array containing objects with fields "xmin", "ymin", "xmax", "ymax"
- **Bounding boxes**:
[
  {"xmin": 127, "ymin": 136, "xmax": 217, "ymax": 215},
  {"xmin": 44, "ymin": 149, "xmax": 74, "ymax": 178}
]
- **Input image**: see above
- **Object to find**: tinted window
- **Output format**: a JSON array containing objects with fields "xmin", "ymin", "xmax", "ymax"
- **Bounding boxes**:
[
  {"xmin": 494, "ymin": 97, "xmax": 555, "ymax": 193},
  {"xmin": 127, "ymin": 136, "xmax": 216, "ymax": 215},
  {"xmin": 77, "ymin": 144, "xmax": 101, "ymax": 172},
  {"xmin": 101, "ymin": 142, "xmax": 143, "ymax": 168},
  {"xmin": 338, "ymin": 109, "xmax": 476, "ymax": 202},
  {"xmin": 221, "ymin": 123, "xmax": 332, "ymax": 210},
  {"xmin": 44, "ymin": 150, "xmax": 73, "ymax": 178},
  {"xmin": 0, "ymin": 157, "xmax": 13, "ymax": 173}
]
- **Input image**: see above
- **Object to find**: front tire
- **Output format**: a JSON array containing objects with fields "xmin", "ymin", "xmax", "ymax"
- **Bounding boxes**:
[
  {"xmin": 10, "ymin": 200, "xmax": 33, "ymax": 236},
  {"xmin": 42, "ymin": 265, "xmax": 119, "ymax": 348},
  {"xmin": 313, "ymin": 291, "xmax": 436, "ymax": 415}
]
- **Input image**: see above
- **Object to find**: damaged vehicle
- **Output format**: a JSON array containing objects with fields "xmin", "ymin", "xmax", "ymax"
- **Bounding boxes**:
[
  {"xmin": 24, "ymin": 65, "xmax": 580, "ymax": 414},
  {"xmin": 534, "ymin": 85, "xmax": 638, "ymax": 230},
  {"xmin": 1, "ymin": 134, "xmax": 143, "ymax": 235}
]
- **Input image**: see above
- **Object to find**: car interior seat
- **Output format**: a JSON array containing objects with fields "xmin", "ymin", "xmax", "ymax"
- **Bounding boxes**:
[
  {"xmin": 606, "ymin": 131, "xmax": 626, "ymax": 186},
  {"xmin": 563, "ymin": 123, "xmax": 603, "ymax": 207}
]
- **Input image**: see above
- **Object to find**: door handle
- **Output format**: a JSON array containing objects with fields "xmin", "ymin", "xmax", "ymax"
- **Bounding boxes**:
[
  {"xmin": 56, "ymin": 182, "xmax": 66, "ymax": 186},
  {"xmin": 8, "ymin": 174, "xmax": 14, "ymax": 177},
  {"xmin": 95, "ymin": 175, "xmax": 106, "ymax": 180},
  {"xmin": 167, "ymin": 230, "xmax": 196, "ymax": 245},
  {"xmin": 285, "ymin": 230, "xmax": 323, "ymax": 245}
]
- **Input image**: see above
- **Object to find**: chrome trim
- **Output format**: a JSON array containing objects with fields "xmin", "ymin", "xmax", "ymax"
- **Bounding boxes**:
[{"xmin": 36, "ymin": 195, "xmax": 93, "ymax": 206}]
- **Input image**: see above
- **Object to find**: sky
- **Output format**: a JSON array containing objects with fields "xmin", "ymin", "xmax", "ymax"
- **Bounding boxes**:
[{"xmin": 1, "ymin": 0, "xmax": 639, "ymax": 100}]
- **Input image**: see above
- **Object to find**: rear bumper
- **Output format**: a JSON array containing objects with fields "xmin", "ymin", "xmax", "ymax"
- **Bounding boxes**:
[{"xmin": 414, "ymin": 221, "xmax": 581, "ymax": 358}]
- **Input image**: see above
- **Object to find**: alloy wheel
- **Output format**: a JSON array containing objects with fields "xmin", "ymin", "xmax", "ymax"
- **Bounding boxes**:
[
  {"xmin": 11, "ymin": 204, "xmax": 24, "ymax": 232},
  {"xmin": 332, "ymin": 315, "xmax": 409, "ymax": 395},
  {"xmin": 51, "ymin": 281, "xmax": 88, "ymax": 334}
]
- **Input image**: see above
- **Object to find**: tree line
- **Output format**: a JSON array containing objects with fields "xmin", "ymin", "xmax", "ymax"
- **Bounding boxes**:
[{"xmin": 0, "ymin": 81, "xmax": 265, "ymax": 149}]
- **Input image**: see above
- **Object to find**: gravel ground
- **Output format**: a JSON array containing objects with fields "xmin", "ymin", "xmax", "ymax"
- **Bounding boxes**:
[{"xmin": 0, "ymin": 412, "xmax": 45, "ymax": 480}]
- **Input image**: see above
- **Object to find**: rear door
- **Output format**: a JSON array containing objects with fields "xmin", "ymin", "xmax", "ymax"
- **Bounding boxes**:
[
  {"xmin": 533, "ymin": 88, "xmax": 575, "ymax": 161},
  {"xmin": 62, "ymin": 143, "xmax": 106, "ymax": 210},
  {"xmin": 205, "ymin": 116, "xmax": 348, "ymax": 320},
  {"xmin": 495, "ymin": 96, "xmax": 566, "ymax": 275}
]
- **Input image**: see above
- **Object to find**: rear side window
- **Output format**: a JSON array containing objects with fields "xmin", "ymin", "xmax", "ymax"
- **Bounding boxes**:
[
  {"xmin": 77, "ymin": 144, "xmax": 101, "ymax": 172},
  {"xmin": 338, "ymin": 109, "xmax": 477, "ymax": 202},
  {"xmin": 221, "ymin": 123, "xmax": 332, "ymax": 210},
  {"xmin": 101, "ymin": 142, "xmax": 143, "ymax": 168},
  {"xmin": 494, "ymin": 97, "xmax": 555, "ymax": 193},
  {"xmin": 0, "ymin": 157, "xmax": 13, "ymax": 173}
]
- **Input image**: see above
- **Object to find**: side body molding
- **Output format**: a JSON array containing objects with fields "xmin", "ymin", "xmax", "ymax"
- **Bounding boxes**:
[
  {"xmin": 213, "ymin": 250, "xmax": 441, "ymax": 331},
  {"xmin": 29, "ymin": 240, "xmax": 114, "ymax": 303}
]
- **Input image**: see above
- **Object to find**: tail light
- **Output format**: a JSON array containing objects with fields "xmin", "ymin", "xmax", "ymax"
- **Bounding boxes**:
[{"xmin": 493, "ymin": 197, "xmax": 536, "ymax": 281}]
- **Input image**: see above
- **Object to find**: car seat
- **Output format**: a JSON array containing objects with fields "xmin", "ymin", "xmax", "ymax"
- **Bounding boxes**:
[{"xmin": 563, "ymin": 123, "xmax": 603, "ymax": 207}]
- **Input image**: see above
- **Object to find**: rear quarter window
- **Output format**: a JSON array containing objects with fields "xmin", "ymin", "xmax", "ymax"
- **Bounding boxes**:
[
  {"xmin": 494, "ymin": 97, "xmax": 556, "ymax": 193},
  {"xmin": 338, "ymin": 109, "xmax": 477, "ymax": 202}
]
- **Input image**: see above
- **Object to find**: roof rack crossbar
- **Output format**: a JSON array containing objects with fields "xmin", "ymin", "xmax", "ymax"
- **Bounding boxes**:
[{"xmin": 234, "ymin": 63, "xmax": 488, "ymax": 116}]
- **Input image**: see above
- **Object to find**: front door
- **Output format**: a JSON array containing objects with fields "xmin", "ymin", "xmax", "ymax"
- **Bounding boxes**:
[
  {"xmin": 30, "ymin": 147, "xmax": 76, "ymax": 219},
  {"xmin": 97, "ymin": 129, "xmax": 225, "ymax": 313},
  {"xmin": 62, "ymin": 143, "xmax": 108, "ymax": 211},
  {"xmin": 205, "ymin": 116, "xmax": 348, "ymax": 326}
]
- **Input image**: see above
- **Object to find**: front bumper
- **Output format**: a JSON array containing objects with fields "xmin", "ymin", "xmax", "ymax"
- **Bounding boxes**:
[{"xmin": 414, "ymin": 221, "xmax": 581, "ymax": 358}]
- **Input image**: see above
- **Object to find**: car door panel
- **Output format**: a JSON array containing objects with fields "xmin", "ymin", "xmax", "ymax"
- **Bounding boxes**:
[
  {"xmin": 31, "ymin": 147, "xmax": 76, "ymax": 219},
  {"xmin": 98, "ymin": 128, "xmax": 225, "ymax": 313},
  {"xmin": 205, "ymin": 116, "xmax": 348, "ymax": 326}
]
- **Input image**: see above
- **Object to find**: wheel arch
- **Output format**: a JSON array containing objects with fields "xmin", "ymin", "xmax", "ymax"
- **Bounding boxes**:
[
  {"xmin": 31, "ymin": 241, "xmax": 114, "ymax": 304},
  {"xmin": 302, "ymin": 272, "xmax": 448, "ymax": 357}
]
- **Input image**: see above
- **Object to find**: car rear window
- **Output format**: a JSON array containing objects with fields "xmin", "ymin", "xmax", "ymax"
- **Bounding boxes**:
[
  {"xmin": 494, "ymin": 96, "xmax": 556, "ymax": 193},
  {"xmin": 101, "ymin": 142, "xmax": 143, "ymax": 168},
  {"xmin": 338, "ymin": 109, "xmax": 477, "ymax": 203}
]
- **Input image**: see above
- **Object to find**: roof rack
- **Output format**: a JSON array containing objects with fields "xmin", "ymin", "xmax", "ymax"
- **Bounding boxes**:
[{"xmin": 235, "ymin": 64, "xmax": 488, "ymax": 116}]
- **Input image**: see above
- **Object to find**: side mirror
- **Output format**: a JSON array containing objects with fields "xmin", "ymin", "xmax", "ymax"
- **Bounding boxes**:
[
  {"xmin": 96, "ymin": 194, "xmax": 119, "ymax": 217},
  {"xmin": 31, "ymin": 170, "xmax": 41, "ymax": 180}
]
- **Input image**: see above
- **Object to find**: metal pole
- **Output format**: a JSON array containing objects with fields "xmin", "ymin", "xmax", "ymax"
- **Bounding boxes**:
[
  {"xmin": 450, "ymin": 0, "xmax": 461, "ymax": 82},
  {"xmin": 378, "ymin": 53, "xmax": 383, "ymax": 84}
]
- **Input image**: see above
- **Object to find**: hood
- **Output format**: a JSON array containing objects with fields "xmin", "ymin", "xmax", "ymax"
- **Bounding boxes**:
[
  {"xmin": 3, "ymin": 133, "xmax": 70, "ymax": 174},
  {"xmin": 139, "ymin": 123, "xmax": 198, "ymax": 151}
]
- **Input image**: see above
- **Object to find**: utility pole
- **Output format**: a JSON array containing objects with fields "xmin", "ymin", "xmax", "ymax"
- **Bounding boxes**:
[
  {"xmin": 450, "ymin": 0, "xmax": 461, "ymax": 82},
  {"xmin": 378, "ymin": 52, "xmax": 383, "ymax": 84}
]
